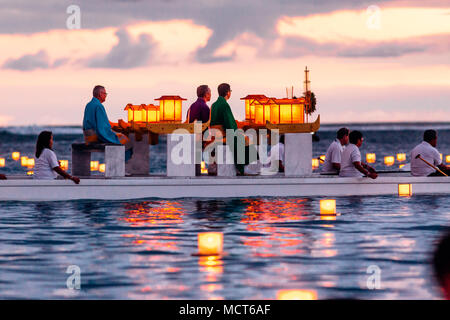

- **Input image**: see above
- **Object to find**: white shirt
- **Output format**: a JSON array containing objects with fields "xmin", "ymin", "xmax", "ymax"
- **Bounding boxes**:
[
  {"xmin": 322, "ymin": 139, "xmax": 344, "ymax": 173},
  {"xmin": 339, "ymin": 144, "xmax": 363, "ymax": 177},
  {"xmin": 34, "ymin": 148, "xmax": 59, "ymax": 180},
  {"xmin": 410, "ymin": 141, "xmax": 442, "ymax": 176}
]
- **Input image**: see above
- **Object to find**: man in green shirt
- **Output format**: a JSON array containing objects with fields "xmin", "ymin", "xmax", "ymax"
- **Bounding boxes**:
[{"xmin": 210, "ymin": 83, "xmax": 257, "ymax": 175}]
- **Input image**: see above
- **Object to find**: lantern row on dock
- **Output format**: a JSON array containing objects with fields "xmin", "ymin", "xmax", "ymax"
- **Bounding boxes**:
[{"xmin": 125, "ymin": 96, "xmax": 186, "ymax": 123}]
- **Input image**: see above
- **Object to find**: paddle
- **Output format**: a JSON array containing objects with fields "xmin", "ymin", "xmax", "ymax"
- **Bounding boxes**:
[{"xmin": 415, "ymin": 154, "xmax": 448, "ymax": 177}]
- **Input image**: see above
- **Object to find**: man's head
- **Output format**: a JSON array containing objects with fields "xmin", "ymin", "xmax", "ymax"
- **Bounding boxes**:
[
  {"xmin": 218, "ymin": 83, "xmax": 231, "ymax": 100},
  {"xmin": 424, "ymin": 129, "xmax": 437, "ymax": 147},
  {"xmin": 337, "ymin": 127, "xmax": 350, "ymax": 145},
  {"xmin": 433, "ymin": 232, "xmax": 450, "ymax": 299},
  {"xmin": 349, "ymin": 130, "xmax": 363, "ymax": 147},
  {"xmin": 93, "ymin": 85, "xmax": 107, "ymax": 103},
  {"xmin": 197, "ymin": 85, "xmax": 211, "ymax": 102}
]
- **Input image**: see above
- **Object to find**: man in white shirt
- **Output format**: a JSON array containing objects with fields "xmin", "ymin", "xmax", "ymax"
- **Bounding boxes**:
[
  {"xmin": 339, "ymin": 130, "xmax": 377, "ymax": 179},
  {"xmin": 410, "ymin": 130, "xmax": 450, "ymax": 176},
  {"xmin": 322, "ymin": 127, "xmax": 349, "ymax": 173}
]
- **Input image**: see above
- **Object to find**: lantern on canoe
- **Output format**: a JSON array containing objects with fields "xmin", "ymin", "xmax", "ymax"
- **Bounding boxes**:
[
  {"xmin": 240, "ymin": 94, "xmax": 267, "ymax": 121},
  {"xmin": 252, "ymin": 97, "xmax": 278, "ymax": 125},
  {"xmin": 272, "ymin": 98, "xmax": 305, "ymax": 124},
  {"xmin": 155, "ymin": 95, "xmax": 186, "ymax": 122}
]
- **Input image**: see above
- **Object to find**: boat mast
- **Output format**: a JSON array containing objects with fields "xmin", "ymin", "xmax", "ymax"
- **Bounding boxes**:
[{"xmin": 304, "ymin": 66, "xmax": 310, "ymax": 123}]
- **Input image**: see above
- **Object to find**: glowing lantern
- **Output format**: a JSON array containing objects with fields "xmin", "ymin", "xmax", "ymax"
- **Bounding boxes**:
[
  {"xmin": 384, "ymin": 156, "xmax": 395, "ymax": 166},
  {"xmin": 0, "ymin": 158, "xmax": 5, "ymax": 167},
  {"xmin": 155, "ymin": 95, "xmax": 186, "ymax": 122},
  {"xmin": 21, "ymin": 156, "xmax": 28, "ymax": 167},
  {"xmin": 320, "ymin": 199, "xmax": 336, "ymax": 215},
  {"xmin": 399, "ymin": 164, "xmax": 405, "ymax": 169},
  {"xmin": 27, "ymin": 171, "xmax": 34, "ymax": 176},
  {"xmin": 397, "ymin": 153, "xmax": 406, "ymax": 162},
  {"xmin": 312, "ymin": 158, "xmax": 319, "ymax": 169},
  {"xmin": 201, "ymin": 161, "xmax": 208, "ymax": 174},
  {"xmin": 398, "ymin": 184, "xmax": 412, "ymax": 197},
  {"xmin": 198, "ymin": 232, "xmax": 223, "ymax": 256},
  {"xmin": 277, "ymin": 290, "xmax": 317, "ymax": 300},
  {"xmin": 124, "ymin": 104, "xmax": 144, "ymax": 122},
  {"xmin": 142, "ymin": 104, "xmax": 160, "ymax": 123},
  {"xmin": 241, "ymin": 95, "xmax": 267, "ymax": 121},
  {"xmin": 59, "ymin": 160, "xmax": 69, "ymax": 171},
  {"xmin": 252, "ymin": 98, "xmax": 278, "ymax": 125},
  {"xmin": 90, "ymin": 161, "xmax": 99, "ymax": 171},
  {"xmin": 319, "ymin": 155, "xmax": 325, "ymax": 162},
  {"xmin": 446, "ymin": 155, "xmax": 450, "ymax": 163},
  {"xmin": 26, "ymin": 158, "xmax": 35, "ymax": 168},
  {"xmin": 366, "ymin": 153, "xmax": 376, "ymax": 163},
  {"xmin": 272, "ymin": 98, "xmax": 305, "ymax": 124},
  {"xmin": 12, "ymin": 152, "xmax": 20, "ymax": 161},
  {"xmin": 99, "ymin": 163, "xmax": 106, "ymax": 173}
]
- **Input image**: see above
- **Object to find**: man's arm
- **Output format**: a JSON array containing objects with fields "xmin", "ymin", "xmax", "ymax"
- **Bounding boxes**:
[
  {"xmin": 95, "ymin": 105, "xmax": 121, "ymax": 144},
  {"xmin": 353, "ymin": 161, "xmax": 377, "ymax": 179}
]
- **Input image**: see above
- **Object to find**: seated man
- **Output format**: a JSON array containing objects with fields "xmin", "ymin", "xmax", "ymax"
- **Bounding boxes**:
[
  {"xmin": 82, "ymin": 85, "xmax": 131, "ymax": 160},
  {"xmin": 186, "ymin": 85, "xmax": 211, "ymax": 123},
  {"xmin": 209, "ymin": 83, "xmax": 258, "ymax": 175},
  {"xmin": 322, "ymin": 127, "xmax": 349, "ymax": 174},
  {"xmin": 410, "ymin": 129, "xmax": 450, "ymax": 176},
  {"xmin": 339, "ymin": 130, "xmax": 377, "ymax": 179}
]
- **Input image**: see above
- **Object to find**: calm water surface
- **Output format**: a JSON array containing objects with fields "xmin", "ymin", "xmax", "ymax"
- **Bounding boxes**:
[{"xmin": 0, "ymin": 195, "xmax": 449, "ymax": 299}]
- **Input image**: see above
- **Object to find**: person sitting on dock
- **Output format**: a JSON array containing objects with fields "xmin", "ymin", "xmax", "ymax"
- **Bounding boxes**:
[
  {"xmin": 339, "ymin": 130, "xmax": 377, "ymax": 179},
  {"xmin": 410, "ymin": 130, "xmax": 450, "ymax": 177},
  {"xmin": 82, "ymin": 85, "xmax": 132, "ymax": 160},
  {"xmin": 34, "ymin": 131, "xmax": 80, "ymax": 184},
  {"xmin": 209, "ymin": 83, "xmax": 258, "ymax": 176},
  {"xmin": 186, "ymin": 85, "xmax": 211, "ymax": 123},
  {"xmin": 322, "ymin": 127, "xmax": 349, "ymax": 174}
]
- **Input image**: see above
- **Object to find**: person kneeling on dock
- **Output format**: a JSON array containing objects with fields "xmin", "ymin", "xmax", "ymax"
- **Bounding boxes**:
[
  {"xmin": 410, "ymin": 129, "xmax": 450, "ymax": 177},
  {"xmin": 83, "ymin": 85, "xmax": 132, "ymax": 161},
  {"xmin": 322, "ymin": 127, "xmax": 349, "ymax": 174},
  {"xmin": 339, "ymin": 130, "xmax": 377, "ymax": 179},
  {"xmin": 34, "ymin": 131, "xmax": 80, "ymax": 184}
]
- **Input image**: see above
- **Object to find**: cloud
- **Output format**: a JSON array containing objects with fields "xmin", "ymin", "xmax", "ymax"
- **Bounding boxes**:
[
  {"xmin": 2, "ymin": 50, "xmax": 52, "ymax": 70},
  {"xmin": 87, "ymin": 29, "xmax": 156, "ymax": 69}
]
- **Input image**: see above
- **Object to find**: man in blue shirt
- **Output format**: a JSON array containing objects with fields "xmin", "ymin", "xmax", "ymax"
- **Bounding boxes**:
[
  {"xmin": 186, "ymin": 85, "xmax": 211, "ymax": 123},
  {"xmin": 82, "ymin": 85, "xmax": 131, "ymax": 160}
]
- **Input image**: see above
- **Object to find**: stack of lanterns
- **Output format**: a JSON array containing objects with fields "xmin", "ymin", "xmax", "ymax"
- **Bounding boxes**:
[{"xmin": 124, "ymin": 96, "xmax": 186, "ymax": 124}]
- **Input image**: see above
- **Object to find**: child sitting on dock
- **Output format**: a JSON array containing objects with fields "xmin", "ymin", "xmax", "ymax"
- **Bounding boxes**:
[{"xmin": 34, "ymin": 131, "xmax": 80, "ymax": 184}]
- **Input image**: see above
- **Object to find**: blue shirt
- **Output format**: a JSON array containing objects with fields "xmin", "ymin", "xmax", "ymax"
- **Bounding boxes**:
[
  {"xmin": 186, "ymin": 98, "xmax": 210, "ymax": 123},
  {"xmin": 82, "ymin": 97, "xmax": 120, "ymax": 144}
]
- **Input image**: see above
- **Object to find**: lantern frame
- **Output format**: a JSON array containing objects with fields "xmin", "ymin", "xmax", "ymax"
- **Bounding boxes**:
[
  {"xmin": 155, "ymin": 95, "xmax": 186, "ymax": 123},
  {"xmin": 240, "ymin": 94, "xmax": 267, "ymax": 121}
]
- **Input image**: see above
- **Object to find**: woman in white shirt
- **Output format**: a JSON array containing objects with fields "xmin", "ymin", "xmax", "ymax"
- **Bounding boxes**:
[{"xmin": 34, "ymin": 131, "xmax": 80, "ymax": 184}]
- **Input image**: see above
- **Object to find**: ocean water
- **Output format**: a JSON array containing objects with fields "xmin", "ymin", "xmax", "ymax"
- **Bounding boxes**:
[{"xmin": 0, "ymin": 123, "xmax": 449, "ymax": 299}]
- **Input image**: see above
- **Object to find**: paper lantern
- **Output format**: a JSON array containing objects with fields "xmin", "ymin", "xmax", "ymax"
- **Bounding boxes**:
[
  {"xmin": 21, "ymin": 156, "xmax": 28, "ymax": 167},
  {"xmin": 12, "ymin": 152, "xmax": 20, "ymax": 161},
  {"xmin": 0, "ymin": 158, "xmax": 5, "ymax": 167},
  {"xmin": 201, "ymin": 161, "xmax": 208, "ymax": 174},
  {"xmin": 241, "ymin": 95, "xmax": 267, "ymax": 121},
  {"xmin": 398, "ymin": 184, "xmax": 412, "ymax": 197},
  {"xmin": 312, "ymin": 158, "xmax": 319, "ymax": 169},
  {"xmin": 320, "ymin": 199, "xmax": 336, "ymax": 215},
  {"xmin": 155, "ymin": 95, "xmax": 186, "ymax": 122},
  {"xmin": 26, "ymin": 158, "xmax": 35, "ymax": 168},
  {"xmin": 59, "ymin": 160, "xmax": 69, "ymax": 171},
  {"xmin": 446, "ymin": 155, "xmax": 450, "ymax": 163},
  {"xmin": 366, "ymin": 153, "xmax": 376, "ymax": 163},
  {"xmin": 384, "ymin": 156, "xmax": 395, "ymax": 166},
  {"xmin": 198, "ymin": 232, "xmax": 223, "ymax": 256},
  {"xmin": 272, "ymin": 98, "xmax": 305, "ymax": 124},
  {"xmin": 397, "ymin": 153, "xmax": 406, "ymax": 162},
  {"xmin": 90, "ymin": 161, "xmax": 99, "ymax": 171},
  {"xmin": 277, "ymin": 290, "xmax": 317, "ymax": 300},
  {"xmin": 99, "ymin": 163, "xmax": 106, "ymax": 173}
]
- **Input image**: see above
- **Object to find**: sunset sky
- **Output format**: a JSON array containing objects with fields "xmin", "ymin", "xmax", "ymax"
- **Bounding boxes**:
[{"xmin": 0, "ymin": 0, "xmax": 449, "ymax": 126}]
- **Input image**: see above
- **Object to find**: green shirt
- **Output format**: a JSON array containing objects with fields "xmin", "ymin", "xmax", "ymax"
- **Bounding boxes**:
[{"xmin": 210, "ymin": 96, "xmax": 237, "ymax": 131}]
